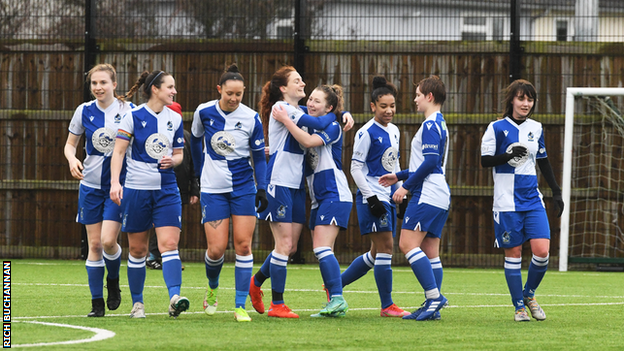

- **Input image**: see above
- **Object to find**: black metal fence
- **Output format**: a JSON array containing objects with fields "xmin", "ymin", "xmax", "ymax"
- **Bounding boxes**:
[{"xmin": 2, "ymin": 0, "xmax": 623, "ymax": 268}]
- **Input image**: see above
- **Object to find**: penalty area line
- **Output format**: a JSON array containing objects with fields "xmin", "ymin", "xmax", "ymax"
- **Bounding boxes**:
[{"xmin": 12, "ymin": 320, "xmax": 115, "ymax": 348}]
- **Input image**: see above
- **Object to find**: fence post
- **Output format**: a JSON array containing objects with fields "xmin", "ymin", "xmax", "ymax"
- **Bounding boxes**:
[
  {"xmin": 293, "ymin": 0, "xmax": 306, "ymax": 79},
  {"xmin": 509, "ymin": 0, "xmax": 522, "ymax": 82},
  {"xmin": 84, "ymin": 0, "xmax": 98, "ymax": 102}
]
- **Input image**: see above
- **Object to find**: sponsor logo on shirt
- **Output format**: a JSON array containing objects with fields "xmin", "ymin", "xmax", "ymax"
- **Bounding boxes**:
[
  {"xmin": 422, "ymin": 143, "xmax": 439, "ymax": 150},
  {"xmin": 92, "ymin": 127, "xmax": 116, "ymax": 153},
  {"xmin": 211, "ymin": 131, "xmax": 235, "ymax": 156},
  {"xmin": 381, "ymin": 147, "xmax": 398, "ymax": 172},
  {"xmin": 145, "ymin": 133, "xmax": 171, "ymax": 159}
]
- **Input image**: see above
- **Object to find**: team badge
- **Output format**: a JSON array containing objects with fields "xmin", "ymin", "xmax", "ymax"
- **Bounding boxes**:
[
  {"xmin": 380, "ymin": 213, "xmax": 388, "ymax": 227},
  {"xmin": 211, "ymin": 131, "xmax": 235, "ymax": 156},
  {"xmin": 527, "ymin": 132, "xmax": 534, "ymax": 142},
  {"xmin": 381, "ymin": 147, "xmax": 398, "ymax": 172},
  {"xmin": 307, "ymin": 148, "xmax": 319, "ymax": 170},
  {"xmin": 167, "ymin": 121, "xmax": 173, "ymax": 131},
  {"xmin": 235, "ymin": 122, "xmax": 242, "ymax": 129},
  {"xmin": 502, "ymin": 231, "xmax": 511, "ymax": 244},
  {"xmin": 277, "ymin": 205, "xmax": 287, "ymax": 219},
  {"xmin": 202, "ymin": 206, "xmax": 206, "ymax": 221},
  {"xmin": 114, "ymin": 114, "xmax": 122, "ymax": 123},
  {"xmin": 92, "ymin": 127, "xmax": 116, "ymax": 153},
  {"xmin": 145, "ymin": 133, "xmax": 171, "ymax": 160}
]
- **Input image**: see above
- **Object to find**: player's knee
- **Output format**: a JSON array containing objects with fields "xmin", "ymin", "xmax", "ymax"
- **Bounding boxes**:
[
  {"xmin": 207, "ymin": 247, "xmax": 226, "ymax": 259},
  {"xmin": 101, "ymin": 238, "xmax": 117, "ymax": 252}
]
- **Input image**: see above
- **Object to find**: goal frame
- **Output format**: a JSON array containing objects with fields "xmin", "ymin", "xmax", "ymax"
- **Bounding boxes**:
[{"xmin": 560, "ymin": 87, "xmax": 624, "ymax": 271}]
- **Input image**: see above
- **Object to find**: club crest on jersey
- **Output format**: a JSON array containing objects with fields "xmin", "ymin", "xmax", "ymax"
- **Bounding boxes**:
[
  {"xmin": 381, "ymin": 147, "xmax": 398, "ymax": 172},
  {"xmin": 114, "ymin": 114, "xmax": 122, "ymax": 123},
  {"xmin": 235, "ymin": 122, "xmax": 242, "ymax": 129},
  {"xmin": 211, "ymin": 131, "xmax": 235, "ymax": 156},
  {"xmin": 145, "ymin": 133, "xmax": 171, "ymax": 160},
  {"xmin": 277, "ymin": 205, "xmax": 287, "ymax": 218},
  {"xmin": 503, "ymin": 130, "xmax": 509, "ymax": 137},
  {"xmin": 307, "ymin": 148, "xmax": 319, "ymax": 170},
  {"xmin": 167, "ymin": 121, "xmax": 173, "ymax": 131},
  {"xmin": 92, "ymin": 127, "xmax": 116, "ymax": 153},
  {"xmin": 527, "ymin": 132, "xmax": 534, "ymax": 142}
]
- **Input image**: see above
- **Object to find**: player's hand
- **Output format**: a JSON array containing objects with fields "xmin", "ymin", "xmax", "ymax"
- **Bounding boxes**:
[
  {"xmin": 255, "ymin": 189, "xmax": 269, "ymax": 213},
  {"xmin": 506, "ymin": 145, "xmax": 528, "ymax": 160},
  {"xmin": 342, "ymin": 112, "xmax": 354, "ymax": 132},
  {"xmin": 553, "ymin": 192, "xmax": 564, "ymax": 217},
  {"xmin": 272, "ymin": 104, "xmax": 290, "ymax": 123},
  {"xmin": 396, "ymin": 198, "xmax": 408, "ymax": 219},
  {"xmin": 68, "ymin": 158, "xmax": 84, "ymax": 180},
  {"xmin": 110, "ymin": 182, "xmax": 123, "ymax": 206},
  {"xmin": 159, "ymin": 155, "xmax": 175, "ymax": 169},
  {"xmin": 366, "ymin": 195, "xmax": 386, "ymax": 218},
  {"xmin": 392, "ymin": 186, "xmax": 409, "ymax": 204},
  {"xmin": 189, "ymin": 196, "xmax": 199, "ymax": 205},
  {"xmin": 379, "ymin": 173, "xmax": 398, "ymax": 187}
]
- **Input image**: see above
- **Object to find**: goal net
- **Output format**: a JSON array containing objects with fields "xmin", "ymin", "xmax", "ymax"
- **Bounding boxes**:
[{"xmin": 560, "ymin": 88, "xmax": 624, "ymax": 271}]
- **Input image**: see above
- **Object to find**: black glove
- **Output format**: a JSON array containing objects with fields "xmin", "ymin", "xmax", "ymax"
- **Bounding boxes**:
[
  {"xmin": 553, "ymin": 192, "xmax": 564, "ymax": 218},
  {"xmin": 255, "ymin": 189, "xmax": 268, "ymax": 213},
  {"xmin": 367, "ymin": 195, "xmax": 386, "ymax": 218},
  {"xmin": 507, "ymin": 145, "xmax": 528, "ymax": 161},
  {"xmin": 190, "ymin": 177, "xmax": 200, "ymax": 198},
  {"xmin": 396, "ymin": 198, "xmax": 408, "ymax": 220}
]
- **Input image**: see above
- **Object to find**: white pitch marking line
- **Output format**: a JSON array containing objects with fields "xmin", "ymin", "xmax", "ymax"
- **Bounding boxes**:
[{"xmin": 12, "ymin": 320, "xmax": 115, "ymax": 348}]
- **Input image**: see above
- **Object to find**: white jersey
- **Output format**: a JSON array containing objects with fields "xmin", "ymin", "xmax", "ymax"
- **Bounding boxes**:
[
  {"xmin": 351, "ymin": 119, "xmax": 401, "ymax": 204},
  {"xmin": 481, "ymin": 116, "xmax": 547, "ymax": 212},
  {"xmin": 406, "ymin": 111, "xmax": 450, "ymax": 210},
  {"xmin": 68, "ymin": 98, "xmax": 133, "ymax": 190},
  {"xmin": 266, "ymin": 102, "xmax": 307, "ymax": 189},
  {"xmin": 117, "ymin": 104, "xmax": 184, "ymax": 190},
  {"xmin": 191, "ymin": 100, "xmax": 265, "ymax": 195},
  {"xmin": 305, "ymin": 121, "xmax": 353, "ymax": 209}
]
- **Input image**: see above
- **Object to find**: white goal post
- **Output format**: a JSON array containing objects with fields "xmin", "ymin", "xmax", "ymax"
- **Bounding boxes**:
[{"xmin": 560, "ymin": 87, "xmax": 624, "ymax": 271}]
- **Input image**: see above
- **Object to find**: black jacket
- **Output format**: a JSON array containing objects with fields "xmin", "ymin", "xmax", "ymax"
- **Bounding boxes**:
[{"xmin": 174, "ymin": 129, "xmax": 200, "ymax": 205}]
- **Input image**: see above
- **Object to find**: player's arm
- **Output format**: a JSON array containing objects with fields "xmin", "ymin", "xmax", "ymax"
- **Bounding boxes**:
[
  {"xmin": 64, "ymin": 133, "xmax": 84, "ymax": 180},
  {"xmin": 480, "ymin": 122, "xmax": 527, "ymax": 167},
  {"xmin": 110, "ymin": 132, "xmax": 130, "ymax": 206},
  {"xmin": 537, "ymin": 157, "xmax": 564, "ymax": 217},
  {"xmin": 272, "ymin": 104, "xmax": 324, "ymax": 148}
]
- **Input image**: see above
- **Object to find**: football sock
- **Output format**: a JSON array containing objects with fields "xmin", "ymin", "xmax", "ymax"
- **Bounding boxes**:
[
  {"xmin": 314, "ymin": 247, "xmax": 342, "ymax": 297},
  {"xmin": 103, "ymin": 243, "xmax": 122, "ymax": 280},
  {"xmin": 235, "ymin": 254, "xmax": 253, "ymax": 308},
  {"xmin": 269, "ymin": 251, "xmax": 288, "ymax": 304},
  {"xmin": 374, "ymin": 253, "xmax": 394, "ymax": 309},
  {"xmin": 406, "ymin": 247, "xmax": 439, "ymax": 299},
  {"xmin": 430, "ymin": 256, "xmax": 443, "ymax": 291},
  {"xmin": 254, "ymin": 252, "xmax": 272, "ymax": 286},
  {"xmin": 204, "ymin": 252, "xmax": 224, "ymax": 290},
  {"xmin": 86, "ymin": 259, "xmax": 105, "ymax": 299},
  {"xmin": 504, "ymin": 257, "xmax": 525, "ymax": 310},
  {"xmin": 162, "ymin": 250, "xmax": 182, "ymax": 299},
  {"xmin": 524, "ymin": 254, "xmax": 549, "ymax": 299},
  {"xmin": 127, "ymin": 254, "xmax": 146, "ymax": 304},
  {"xmin": 341, "ymin": 251, "xmax": 374, "ymax": 287}
]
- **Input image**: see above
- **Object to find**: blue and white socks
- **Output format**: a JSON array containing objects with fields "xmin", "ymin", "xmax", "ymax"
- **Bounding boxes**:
[
  {"xmin": 504, "ymin": 257, "xmax": 524, "ymax": 310},
  {"xmin": 524, "ymin": 254, "xmax": 549, "ymax": 299},
  {"xmin": 374, "ymin": 253, "xmax": 394, "ymax": 309},
  {"xmin": 270, "ymin": 251, "xmax": 289, "ymax": 304},
  {"xmin": 406, "ymin": 248, "xmax": 440, "ymax": 300},
  {"xmin": 235, "ymin": 254, "xmax": 253, "ymax": 308},
  {"xmin": 127, "ymin": 254, "xmax": 146, "ymax": 304},
  {"xmin": 162, "ymin": 250, "xmax": 183, "ymax": 299},
  {"xmin": 314, "ymin": 247, "xmax": 342, "ymax": 297},
  {"xmin": 86, "ymin": 259, "xmax": 105, "ymax": 299},
  {"xmin": 103, "ymin": 243, "xmax": 122, "ymax": 280},
  {"xmin": 204, "ymin": 252, "xmax": 224, "ymax": 290},
  {"xmin": 341, "ymin": 251, "xmax": 374, "ymax": 287}
]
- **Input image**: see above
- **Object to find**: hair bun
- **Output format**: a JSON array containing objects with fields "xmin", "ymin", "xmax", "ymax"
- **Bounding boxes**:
[
  {"xmin": 372, "ymin": 76, "xmax": 387, "ymax": 90},
  {"xmin": 226, "ymin": 63, "xmax": 240, "ymax": 73}
]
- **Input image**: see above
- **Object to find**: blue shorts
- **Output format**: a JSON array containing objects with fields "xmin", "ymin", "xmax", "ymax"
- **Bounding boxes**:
[
  {"xmin": 355, "ymin": 194, "xmax": 396, "ymax": 236},
  {"xmin": 493, "ymin": 209, "xmax": 550, "ymax": 248},
  {"xmin": 77, "ymin": 184, "xmax": 122, "ymax": 225},
  {"xmin": 201, "ymin": 192, "xmax": 256, "ymax": 223},
  {"xmin": 309, "ymin": 201, "xmax": 352, "ymax": 230},
  {"xmin": 257, "ymin": 184, "xmax": 306, "ymax": 224},
  {"xmin": 121, "ymin": 187, "xmax": 182, "ymax": 233},
  {"xmin": 401, "ymin": 201, "xmax": 449, "ymax": 238}
]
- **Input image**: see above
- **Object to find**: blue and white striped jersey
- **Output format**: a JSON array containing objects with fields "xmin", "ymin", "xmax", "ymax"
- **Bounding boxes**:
[
  {"xmin": 406, "ymin": 111, "xmax": 450, "ymax": 210},
  {"xmin": 351, "ymin": 119, "xmax": 401, "ymax": 204},
  {"xmin": 191, "ymin": 100, "xmax": 265, "ymax": 195},
  {"xmin": 305, "ymin": 121, "xmax": 352, "ymax": 208},
  {"xmin": 481, "ymin": 116, "xmax": 547, "ymax": 212},
  {"xmin": 117, "ymin": 104, "xmax": 184, "ymax": 190},
  {"xmin": 69, "ymin": 98, "xmax": 133, "ymax": 190},
  {"xmin": 266, "ymin": 102, "xmax": 310, "ymax": 189}
]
